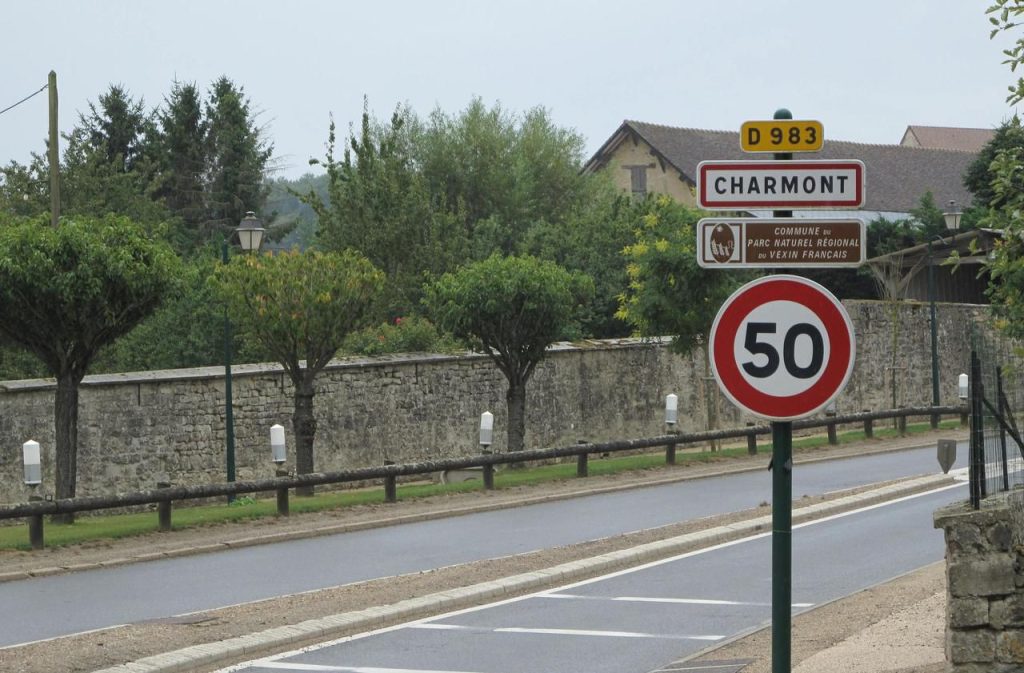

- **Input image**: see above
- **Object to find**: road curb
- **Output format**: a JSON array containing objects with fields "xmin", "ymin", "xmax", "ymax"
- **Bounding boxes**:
[
  {"xmin": 0, "ymin": 432, "xmax": 965, "ymax": 585},
  {"xmin": 90, "ymin": 472, "xmax": 957, "ymax": 673}
]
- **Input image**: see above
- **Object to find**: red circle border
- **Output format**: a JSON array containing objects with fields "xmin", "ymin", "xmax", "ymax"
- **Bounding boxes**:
[{"xmin": 710, "ymin": 275, "xmax": 854, "ymax": 420}]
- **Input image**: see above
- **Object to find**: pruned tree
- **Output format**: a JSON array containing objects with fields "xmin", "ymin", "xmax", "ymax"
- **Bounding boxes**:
[
  {"xmin": 0, "ymin": 214, "xmax": 179, "ymax": 516},
  {"xmin": 426, "ymin": 254, "xmax": 593, "ymax": 452},
  {"xmin": 212, "ymin": 249, "xmax": 383, "ymax": 492}
]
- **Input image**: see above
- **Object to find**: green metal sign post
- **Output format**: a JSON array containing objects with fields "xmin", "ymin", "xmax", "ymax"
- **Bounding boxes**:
[
  {"xmin": 771, "ymin": 107, "xmax": 793, "ymax": 673},
  {"xmin": 772, "ymin": 420, "xmax": 792, "ymax": 673},
  {"xmin": 705, "ymin": 108, "xmax": 859, "ymax": 673}
]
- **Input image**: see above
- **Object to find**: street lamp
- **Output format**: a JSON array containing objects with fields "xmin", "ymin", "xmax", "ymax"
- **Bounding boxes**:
[
  {"xmin": 927, "ymin": 201, "xmax": 963, "ymax": 428},
  {"xmin": 223, "ymin": 212, "xmax": 266, "ymax": 497}
]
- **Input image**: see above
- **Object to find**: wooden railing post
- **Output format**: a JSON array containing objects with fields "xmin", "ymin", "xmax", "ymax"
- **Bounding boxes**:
[
  {"xmin": 157, "ymin": 481, "xmax": 172, "ymax": 532},
  {"xmin": 862, "ymin": 410, "xmax": 873, "ymax": 439},
  {"xmin": 577, "ymin": 440, "xmax": 588, "ymax": 478},
  {"xmin": 27, "ymin": 494, "xmax": 43, "ymax": 551},
  {"xmin": 275, "ymin": 469, "xmax": 290, "ymax": 516},
  {"xmin": 746, "ymin": 422, "xmax": 758, "ymax": 455},
  {"xmin": 383, "ymin": 461, "xmax": 397, "ymax": 503},
  {"xmin": 482, "ymin": 450, "xmax": 495, "ymax": 490},
  {"xmin": 897, "ymin": 409, "xmax": 907, "ymax": 436},
  {"xmin": 665, "ymin": 431, "xmax": 677, "ymax": 465},
  {"xmin": 826, "ymin": 413, "xmax": 838, "ymax": 445}
]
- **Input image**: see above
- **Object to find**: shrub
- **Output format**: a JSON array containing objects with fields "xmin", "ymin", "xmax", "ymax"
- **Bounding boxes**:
[{"xmin": 341, "ymin": 315, "xmax": 460, "ymax": 356}]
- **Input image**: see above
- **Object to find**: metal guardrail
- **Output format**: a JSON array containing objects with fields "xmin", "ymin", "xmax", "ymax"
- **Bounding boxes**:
[{"xmin": 0, "ymin": 404, "xmax": 966, "ymax": 549}]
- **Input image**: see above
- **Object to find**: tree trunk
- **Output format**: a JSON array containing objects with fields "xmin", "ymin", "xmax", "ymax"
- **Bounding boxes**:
[
  {"xmin": 506, "ymin": 379, "xmax": 527, "ymax": 453},
  {"xmin": 53, "ymin": 369, "xmax": 81, "ymax": 524},
  {"xmin": 292, "ymin": 374, "xmax": 317, "ymax": 496}
]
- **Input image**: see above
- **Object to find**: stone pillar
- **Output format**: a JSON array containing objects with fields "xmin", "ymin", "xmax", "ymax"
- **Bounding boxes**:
[{"xmin": 934, "ymin": 490, "xmax": 1024, "ymax": 672}]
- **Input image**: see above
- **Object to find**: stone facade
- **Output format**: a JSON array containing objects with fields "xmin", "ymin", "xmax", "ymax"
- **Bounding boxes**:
[
  {"xmin": 600, "ymin": 134, "xmax": 696, "ymax": 204},
  {"xmin": 0, "ymin": 300, "xmax": 991, "ymax": 503},
  {"xmin": 934, "ymin": 490, "xmax": 1024, "ymax": 672}
]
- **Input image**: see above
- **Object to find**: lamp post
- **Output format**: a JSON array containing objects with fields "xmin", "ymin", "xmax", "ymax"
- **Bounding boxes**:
[
  {"xmin": 223, "ymin": 212, "xmax": 266, "ymax": 498},
  {"xmin": 927, "ymin": 201, "xmax": 963, "ymax": 428}
]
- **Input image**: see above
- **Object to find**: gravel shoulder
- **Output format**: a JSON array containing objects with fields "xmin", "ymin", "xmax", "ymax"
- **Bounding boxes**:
[{"xmin": 0, "ymin": 429, "xmax": 964, "ymax": 673}]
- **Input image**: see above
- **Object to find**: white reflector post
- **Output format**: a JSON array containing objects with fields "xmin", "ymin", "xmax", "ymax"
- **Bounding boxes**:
[
  {"xmin": 23, "ymin": 440, "xmax": 41, "ymax": 485},
  {"xmin": 665, "ymin": 394, "xmax": 678, "ymax": 427},
  {"xmin": 958, "ymin": 373, "xmax": 969, "ymax": 400},
  {"xmin": 270, "ymin": 424, "xmax": 286, "ymax": 464},
  {"xmin": 479, "ymin": 411, "xmax": 494, "ymax": 447}
]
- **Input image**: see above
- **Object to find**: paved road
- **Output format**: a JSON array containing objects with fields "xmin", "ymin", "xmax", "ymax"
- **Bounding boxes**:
[
  {"xmin": 220, "ymin": 485, "xmax": 963, "ymax": 673},
  {"xmin": 0, "ymin": 441, "xmax": 967, "ymax": 648}
]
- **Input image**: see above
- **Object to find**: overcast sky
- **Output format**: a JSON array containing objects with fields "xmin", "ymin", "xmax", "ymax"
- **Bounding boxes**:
[{"xmin": 1, "ymin": 1, "xmax": 1020, "ymax": 181}]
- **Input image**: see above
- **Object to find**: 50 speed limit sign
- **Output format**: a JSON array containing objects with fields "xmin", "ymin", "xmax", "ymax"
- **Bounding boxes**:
[{"xmin": 709, "ymin": 275, "xmax": 855, "ymax": 421}]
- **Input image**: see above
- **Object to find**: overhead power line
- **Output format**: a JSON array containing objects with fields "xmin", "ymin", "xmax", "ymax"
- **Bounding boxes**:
[{"xmin": 0, "ymin": 83, "xmax": 48, "ymax": 117}]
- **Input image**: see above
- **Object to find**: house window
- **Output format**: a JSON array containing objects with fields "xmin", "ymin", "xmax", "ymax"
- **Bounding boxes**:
[
  {"xmin": 625, "ymin": 165, "xmax": 648, "ymax": 196},
  {"xmin": 623, "ymin": 163, "xmax": 656, "ymax": 196}
]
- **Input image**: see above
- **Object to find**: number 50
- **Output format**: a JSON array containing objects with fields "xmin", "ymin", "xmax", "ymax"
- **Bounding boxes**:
[{"xmin": 741, "ymin": 322, "xmax": 824, "ymax": 379}]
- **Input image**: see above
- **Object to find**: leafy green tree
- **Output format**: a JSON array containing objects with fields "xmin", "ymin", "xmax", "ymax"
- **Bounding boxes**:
[
  {"xmin": 968, "ymin": 5, "xmax": 1024, "ymax": 336},
  {"xmin": 418, "ymin": 98, "xmax": 589, "ymax": 256},
  {"xmin": 964, "ymin": 117, "xmax": 1024, "ymax": 216},
  {"xmin": 523, "ymin": 174, "xmax": 637, "ymax": 336},
  {"xmin": 616, "ymin": 196, "xmax": 739, "ymax": 354},
  {"xmin": 989, "ymin": 1, "xmax": 1024, "ymax": 105},
  {"xmin": 305, "ymin": 105, "xmax": 460, "ymax": 316},
  {"xmin": 212, "ymin": 250, "xmax": 383, "ymax": 490},
  {"xmin": 426, "ymin": 254, "xmax": 593, "ymax": 452},
  {"xmin": 205, "ymin": 77, "xmax": 273, "ymax": 240},
  {"xmin": 94, "ymin": 253, "xmax": 271, "ymax": 373},
  {"xmin": 0, "ymin": 214, "xmax": 179, "ymax": 512}
]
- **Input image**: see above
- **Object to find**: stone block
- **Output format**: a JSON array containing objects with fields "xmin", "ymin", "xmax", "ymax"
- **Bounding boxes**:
[
  {"xmin": 992, "ymin": 595, "xmax": 1024, "ymax": 628},
  {"xmin": 988, "ymin": 522, "xmax": 1014, "ymax": 552},
  {"xmin": 950, "ymin": 597, "xmax": 990, "ymax": 628},
  {"xmin": 949, "ymin": 523, "xmax": 984, "ymax": 552},
  {"xmin": 949, "ymin": 555, "xmax": 1017, "ymax": 597},
  {"xmin": 949, "ymin": 629, "xmax": 996, "ymax": 663},
  {"xmin": 954, "ymin": 664, "xmax": 1024, "ymax": 673},
  {"xmin": 997, "ymin": 629, "xmax": 1024, "ymax": 663}
]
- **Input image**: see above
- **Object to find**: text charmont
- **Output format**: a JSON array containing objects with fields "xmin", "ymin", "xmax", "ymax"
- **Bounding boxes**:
[{"xmin": 713, "ymin": 175, "xmax": 851, "ymax": 196}]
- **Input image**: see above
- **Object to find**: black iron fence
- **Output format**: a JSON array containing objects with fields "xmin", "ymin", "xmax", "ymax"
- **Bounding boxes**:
[
  {"xmin": 968, "ymin": 324, "xmax": 1024, "ymax": 508},
  {"xmin": 0, "ymin": 404, "xmax": 965, "ymax": 549}
]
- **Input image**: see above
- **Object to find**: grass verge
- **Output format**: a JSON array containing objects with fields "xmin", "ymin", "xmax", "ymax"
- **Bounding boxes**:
[{"xmin": 0, "ymin": 419, "xmax": 962, "ymax": 551}]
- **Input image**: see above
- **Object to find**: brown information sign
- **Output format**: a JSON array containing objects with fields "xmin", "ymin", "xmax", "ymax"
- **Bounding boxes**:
[{"xmin": 697, "ymin": 218, "xmax": 865, "ymax": 268}]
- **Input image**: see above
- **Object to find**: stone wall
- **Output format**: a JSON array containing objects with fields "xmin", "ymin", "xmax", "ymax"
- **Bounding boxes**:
[
  {"xmin": 933, "ymin": 490, "xmax": 1024, "ymax": 672},
  {"xmin": 0, "ymin": 300, "xmax": 991, "ymax": 503}
]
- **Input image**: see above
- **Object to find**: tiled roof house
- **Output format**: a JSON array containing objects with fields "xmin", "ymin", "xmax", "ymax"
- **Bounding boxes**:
[
  {"xmin": 899, "ymin": 125, "xmax": 995, "ymax": 152},
  {"xmin": 583, "ymin": 121, "xmax": 980, "ymax": 220}
]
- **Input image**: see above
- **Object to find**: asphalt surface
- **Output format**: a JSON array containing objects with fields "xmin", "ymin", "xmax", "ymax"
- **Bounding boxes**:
[
  {"xmin": 217, "ymin": 485, "xmax": 962, "ymax": 673},
  {"xmin": 0, "ymin": 441, "xmax": 968, "ymax": 648}
]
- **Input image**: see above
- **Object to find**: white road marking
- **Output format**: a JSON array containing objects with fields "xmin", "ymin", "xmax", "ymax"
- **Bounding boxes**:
[
  {"xmin": 542, "ymin": 593, "xmax": 814, "ymax": 608},
  {"xmin": 495, "ymin": 626, "xmax": 724, "ymax": 640},
  {"xmin": 255, "ymin": 664, "xmax": 484, "ymax": 673},
  {"xmin": 410, "ymin": 622, "xmax": 724, "ymax": 641}
]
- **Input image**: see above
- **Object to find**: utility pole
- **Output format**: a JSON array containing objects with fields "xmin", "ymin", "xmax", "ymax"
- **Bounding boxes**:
[{"xmin": 48, "ymin": 70, "xmax": 59, "ymax": 228}]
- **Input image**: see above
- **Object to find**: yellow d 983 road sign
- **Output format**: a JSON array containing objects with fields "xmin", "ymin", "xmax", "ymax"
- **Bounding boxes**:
[{"xmin": 741, "ymin": 120, "xmax": 823, "ymax": 153}]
